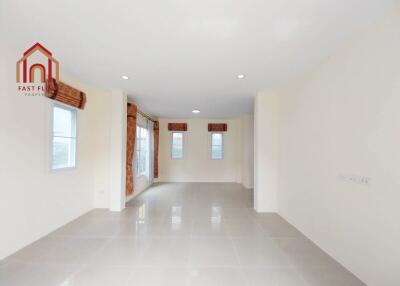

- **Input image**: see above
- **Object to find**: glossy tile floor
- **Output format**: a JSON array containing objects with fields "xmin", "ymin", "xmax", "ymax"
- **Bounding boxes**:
[{"xmin": 0, "ymin": 183, "xmax": 365, "ymax": 286}]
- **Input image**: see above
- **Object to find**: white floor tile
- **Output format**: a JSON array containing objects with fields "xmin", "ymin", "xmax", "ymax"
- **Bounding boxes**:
[
  {"xmin": 1, "ymin": 183, "xmax": 365, "ymax": 286},
  {"xmin": 189, "ymin": 238, "xmax": 240, "ymax": 267}
]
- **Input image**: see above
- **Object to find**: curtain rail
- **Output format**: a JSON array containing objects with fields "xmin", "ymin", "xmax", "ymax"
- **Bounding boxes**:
[
  {"xmin": 128, "ymin": 102, "xmax": 156, "ymax": 122},
  {"xmin": 137, "ymin": 109, "xmax": 156, "ymax": 123}
]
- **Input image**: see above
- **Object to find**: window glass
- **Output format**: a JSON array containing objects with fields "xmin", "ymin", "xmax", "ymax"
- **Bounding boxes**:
[
  {"xmin": 136, "ymin": 126, "xmax": 148, "ymax": 176},
  {"xmin": 52, "ymin": 105, "xmax": 77, "ymax": 170},
  {"xmin": 211, "ymin": 132, "xmax": 223, "ymax": 160},
  {"xmin": 171, "ymin": 132, "xmax": 184, "ymax": 159}
]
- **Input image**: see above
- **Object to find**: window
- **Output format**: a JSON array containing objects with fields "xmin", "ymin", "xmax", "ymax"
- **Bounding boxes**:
[
  {"xmin": 136, "ymin": 126, "xmax": 148, "ymax": 176},
  {"xmin": 171, "ymin": 132, "xmax": 184, "ymax": 159},
  {"xmin": 211, "ymin": 132, "xmax": 223, "ymax": 160},
  {"xmin": 51, "ymin": 104, "xmax": 77, "ymax": 170}
]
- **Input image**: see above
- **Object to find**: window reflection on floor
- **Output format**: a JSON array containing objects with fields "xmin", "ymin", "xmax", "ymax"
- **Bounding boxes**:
[
  {"xmin": 211, "ymin": 206, "xmax": 222, "ymax": 227},
  {"xmin": 171, "ymin": 206, "xmax": 182, "ymax": 229},
  {"xmin": 137, "ymin": 203, "xmax": 146, "ymax": 223}
]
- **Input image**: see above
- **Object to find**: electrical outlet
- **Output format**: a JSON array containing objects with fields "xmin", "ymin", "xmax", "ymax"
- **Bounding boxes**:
[
  {"xmin": 358, "ymin": 176, "xmax": 371, "ymax": 185},
  {"xmin": 339, "ymin": 174, "xmax": 371, "ymax": 186}
]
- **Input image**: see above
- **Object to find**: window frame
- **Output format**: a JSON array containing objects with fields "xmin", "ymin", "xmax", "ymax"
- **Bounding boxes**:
[
  {"xmin": 50, "ymin": 102, "xmax": 78, "ymax": 171},
  {"xmin": 135, "ymin": 125, "xmax": 149, "ymax": 177},
  {"xmin": 210, "ymin": 132, "xmax": 224, "ymax": 160},
  {"xmin": 171, "ymin": 132, "xmax": 184, "ymax": 160}
]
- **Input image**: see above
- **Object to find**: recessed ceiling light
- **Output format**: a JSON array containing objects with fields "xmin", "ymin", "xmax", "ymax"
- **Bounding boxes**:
[
  {"xmin": 192, "ymin": 109, "xmax": 200, "ymax": 114},
  {"xmin": 121, "ymin": 75, "xmax": 129, "ymax": 80},
  {"xmin": 237, "ymin": 74, "xmax": 246, "ymax": 79}
]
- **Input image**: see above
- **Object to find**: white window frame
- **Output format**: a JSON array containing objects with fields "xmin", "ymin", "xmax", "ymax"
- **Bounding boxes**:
[
  {"xmin": 136, "ymin": 125, "xmax": 148, "ymax": 177},
  {"xmin": 50, "ymin": 102, "xmax": 78, "ymax": 171},
  {"xmin": 210, "ymin": 132, "xmax": 224, "ymax": 160},
  {"xmin": 171, "ymin": 132, "xmax": 184, "ymax": 159}
]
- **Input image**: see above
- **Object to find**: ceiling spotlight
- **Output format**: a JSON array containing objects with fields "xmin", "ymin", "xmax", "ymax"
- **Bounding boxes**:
[
  {"xmin": 121, "ymin": 75, "xmax": 129, "ymax": 80},
  {"xmin": 237, "ymin": 74, "xmax": 246, "ymax": 79},
  {"xmin": 192, "ymin": 109, "xmax": 200, "ymax": 114}
]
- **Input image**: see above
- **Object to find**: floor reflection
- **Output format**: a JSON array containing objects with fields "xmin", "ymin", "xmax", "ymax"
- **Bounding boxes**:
[
  {"xmin": 211, "ymin": 206, "xmax": 222, "ymax": 226},
  {"xmin": 171, "ymin": 206, "xmax": 182, "ymax": 229},
  {"xmin": 136, "ymin": 203, "xmax": 146, "ymax": 224}
]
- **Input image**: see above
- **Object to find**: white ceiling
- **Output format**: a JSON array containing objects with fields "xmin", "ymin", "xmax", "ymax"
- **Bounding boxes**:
[{"xmin": 1, "ymin": 0, "xmax": 398, "ymax": 118}]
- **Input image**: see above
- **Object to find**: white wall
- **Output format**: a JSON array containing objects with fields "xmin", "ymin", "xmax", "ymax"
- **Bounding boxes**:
[
  {"xmin": 109, "ymin": 91, "xmax": 127, "ymax": 211},
  {"xmin": 254, "ymin": 92, "xmax": 279, "ymax": 212},
  {"xmin": 239, "ymin": 114, "xmax": 254, "ymax": 189},
  {"xmin": 265, "ymin": 7, "xmax": 400, "ymax": 286},
  {"xmin": 156, "ymin": 117, "xmax": 253, "ymax": 187},
  {"xmin": 91, "ymin": 88, "xmax": 112, "ymax": 209},
  {"xmin": 0, "ymin": 43, "xmax": 112, "ymax": 259}
]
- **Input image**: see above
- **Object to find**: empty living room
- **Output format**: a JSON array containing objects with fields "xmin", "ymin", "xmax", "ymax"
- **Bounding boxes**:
[{"xmin": 1, "ymin": 0, "xmax": 400, "ymax": 285}]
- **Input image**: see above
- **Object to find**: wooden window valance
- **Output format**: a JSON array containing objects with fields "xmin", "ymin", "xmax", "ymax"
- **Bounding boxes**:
[
  {"xmin": 127, "ymin": 103, "xmax": 137, "ymax": 118},
  {"xmin": 168, "ymin": 123, "xmax": 188, "ymax": 131},
  {"xmin": 46, "ymin": 78, "xmax": 86, "ymax": 109},
  {"xmin": 208, "ymin": 123, "xmax": 227, "ymax": 132}
]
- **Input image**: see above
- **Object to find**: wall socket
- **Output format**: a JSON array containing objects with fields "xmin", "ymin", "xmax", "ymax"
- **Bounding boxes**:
[{"xmin": 339, "ymin": 174, "xmax": 371, "ymax": 186}]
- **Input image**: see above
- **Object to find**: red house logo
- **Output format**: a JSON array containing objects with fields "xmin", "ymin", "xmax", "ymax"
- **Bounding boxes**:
[
  {"xmin": 16, "ymin": 43, "xmax": 59, "ymax": 96},
  {"xmin": 16, "ymin": 43, "xmax": 59, "ymax": 84}
]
